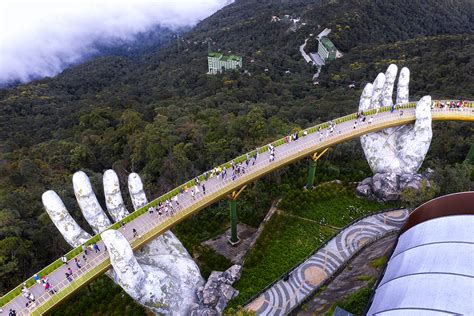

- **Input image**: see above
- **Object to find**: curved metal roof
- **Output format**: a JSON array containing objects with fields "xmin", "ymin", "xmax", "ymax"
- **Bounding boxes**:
[{"xmin": 367, "ymin": 215, "xmax": 474, "ymax": 315}]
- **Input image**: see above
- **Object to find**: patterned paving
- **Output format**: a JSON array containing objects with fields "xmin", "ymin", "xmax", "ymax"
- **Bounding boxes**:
[{"xmin": 245, "ymin": 209, "xmax": 409, "ymax": 315}]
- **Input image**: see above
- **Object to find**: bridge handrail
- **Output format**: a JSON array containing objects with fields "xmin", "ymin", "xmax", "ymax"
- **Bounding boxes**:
[{"xmin": 1, "ymin": 100, "xmax": 472, "ymax": 308}]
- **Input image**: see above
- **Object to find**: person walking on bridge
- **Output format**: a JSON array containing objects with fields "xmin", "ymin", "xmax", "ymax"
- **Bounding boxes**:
[
  {"xmin": 173, "ymin": 195, "xmax": 180, "ymax": 208},
  {"xmin": 74, "ymin": 257, "xmax": 81, "ymax": 269},
  {"xmin": 93, "ymin": 243, "xmax": 101, "ymax": 253},
  {"xmin": 132, "ymin": 228, "xmax": 141, "ymax": 239},
  {"xmin": 33, "ymin": 274, "xmax": 41, "ymax": 284},
  {"xmin": 65, "ymin": 272, "xmax": 73, "ymax": 282},
  {"xmin": 82, "ymin": 244, "xmax": 88, "ymax": 256},
  {"xmin": 21, "ymin": 283, "xmax": 30, "ymax": 298},
  {"xmin": 43, "ymin": 279, "xmax": 56, "ymax": 295}
]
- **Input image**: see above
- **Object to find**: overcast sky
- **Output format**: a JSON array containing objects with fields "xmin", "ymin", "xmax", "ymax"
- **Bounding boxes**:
[{"xmin": 0, "ymin": 0, "xmax": 231, "ymax": 85}]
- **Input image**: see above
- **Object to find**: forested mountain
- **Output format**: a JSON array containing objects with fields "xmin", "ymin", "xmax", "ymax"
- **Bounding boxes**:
[{"xmin": 0, "ymin": 0, "xmax": 473, "ymax": 313}]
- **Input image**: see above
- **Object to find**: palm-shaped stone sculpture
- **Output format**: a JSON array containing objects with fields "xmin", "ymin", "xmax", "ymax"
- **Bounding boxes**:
[
  {"xmin": 42, "ymin": 170, "xmax": 204, "ymax": 314},
  {"xmin": 356, "ymin": 64, "xmax": 433, "ymax": 201}
]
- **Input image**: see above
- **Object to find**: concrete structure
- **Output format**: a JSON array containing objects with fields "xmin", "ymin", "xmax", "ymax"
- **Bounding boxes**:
[
  {"xmin": 317, "ymin": 28, "xmax": 332, "ymax": 39},
  {"xmin": 318, "ymin": 37, "xmax": 338, "ymax": 61},
  {"xmin": 207, "ymin": 52, "xmax": 242, "ymax": 74},
  {"xmin": 367, "ymin": 192, "xmax": 474, "ymax": 315}
]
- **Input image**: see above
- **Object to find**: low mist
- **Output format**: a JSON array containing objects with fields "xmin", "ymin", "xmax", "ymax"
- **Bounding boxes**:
[{"xmin": 0, "ymin": 0, "xmax": 232, "ymax": 85}]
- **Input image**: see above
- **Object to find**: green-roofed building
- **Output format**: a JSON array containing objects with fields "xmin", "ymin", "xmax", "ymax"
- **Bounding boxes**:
[
  {"xmin": 207, "ymin": 52, "xmax": 242, "ymax": 74},
  {"xmin": 318, "ymin": 36, "xmax": 338, "ymax": 61}
]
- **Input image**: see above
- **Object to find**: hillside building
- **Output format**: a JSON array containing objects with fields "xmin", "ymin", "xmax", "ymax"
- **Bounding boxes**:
[
  {"xmin": 317, "ymin": 37, "xmax": 338, "ymax": 61},
  {"xmin": 207, "ymin": 52, "xmax": 242, "ymax": 74}
]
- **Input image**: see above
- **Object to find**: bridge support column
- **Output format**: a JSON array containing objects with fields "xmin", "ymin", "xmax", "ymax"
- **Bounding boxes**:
[
  {"xmin": 305, "ymin": 148, "xmax": 330, "ymax": 190},
  {"xmin": 227, "ymin": 185, "xmax": 247, "ymax": 246}
]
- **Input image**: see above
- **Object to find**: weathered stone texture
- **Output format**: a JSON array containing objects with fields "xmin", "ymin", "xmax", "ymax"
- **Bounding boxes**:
[
  {"xmin": 357, "ymin": 65, "xmax": 433, "ymax": 201},
  {"xmin": 191, "ymin": 265, "xmax": 242, "ymax": 315}
]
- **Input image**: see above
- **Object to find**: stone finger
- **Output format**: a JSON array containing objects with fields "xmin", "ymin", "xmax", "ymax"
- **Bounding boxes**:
[
  {"xmin": 370, "ymin": 72, "xmax": 385, "ymax": 110},
  {"xmin": 396, "ymin": 67, "xmax": 410, "ymax": 105},
  {"xmin": 101, "ymin": 230, "xmax": 145, "ymax": 298},
  {"xmin": 103, "ymin": 169, "xmax": 130, "ymax": 222},
  {"xmin": 73, "ymin": 171, "xmax": 112, "ymax": 234},
  {"xmin": 398, "ymin": 95, "xmax": 432, "ymax": 174},
  {"xmin": 128, "ymin": 173, "xmax": 148, "ymax": 210},
  {"xmin": 381, "ymin": 64, "xmax": 398, "ymax": 107},
  {"xmin": 359, "ymin": 83, "xmax": 373, "ymax": 111},
  {"xmin": 415, "ymin": 95, "xmax": 433, "ymax": 127},
  {"xmin": 42, "ymin": 190, "xmax": 91, "ymax": 247}
]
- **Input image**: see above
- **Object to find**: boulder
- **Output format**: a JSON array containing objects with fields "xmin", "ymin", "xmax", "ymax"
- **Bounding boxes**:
[
  {"xmin": 222, "ymin": 265, "xmax": 242, "ymax": 284},
  {"xmin": 356, "ymin": 170, "xmax": 433, "ymax": 202},
  {"xmin": 191, "ymin": 265, "xmax": 243, "ymax": 315},
  {"xmin": 372, "ymin": 173, "xmax": 399, "ymax": 201}
]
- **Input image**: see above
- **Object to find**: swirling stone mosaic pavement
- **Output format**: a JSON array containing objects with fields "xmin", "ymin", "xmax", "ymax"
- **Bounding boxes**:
[{"xmin": 245, "ymin": 209, "xmax": 409, "ymax": 315}]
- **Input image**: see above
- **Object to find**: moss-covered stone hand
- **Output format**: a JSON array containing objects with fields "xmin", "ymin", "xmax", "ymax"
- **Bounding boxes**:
[
  {"xmin": 359, "ymin": 64, "xmax": 432, "ymax": 175},
  {"xmin": 42, "ymin": 170, "xmax": 204, "ymax": 315}
]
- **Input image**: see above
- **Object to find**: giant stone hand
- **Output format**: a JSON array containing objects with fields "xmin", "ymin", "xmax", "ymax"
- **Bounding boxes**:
[
  {"xmin": 359, "ymin": 64, "xmax": 432, "ymax": 174},
  {"xmin": 42, "ymin": 170, "xmax": 204, "ymax": 315},
  {"xmin": 356, "ymin": 64, "xmax": 433, "ymax": 201}
]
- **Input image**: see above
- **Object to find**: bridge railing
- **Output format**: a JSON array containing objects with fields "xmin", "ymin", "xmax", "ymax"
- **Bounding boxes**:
[{"xmin": 1, "ymin": 101, "xmax": 472, "ymax": 310}]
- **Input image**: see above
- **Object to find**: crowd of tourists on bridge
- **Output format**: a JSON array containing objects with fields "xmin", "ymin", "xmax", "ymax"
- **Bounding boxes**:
[
  {"xmin": 7, "ymin": 241, "xmax": 105, "ymax": 313},
  {"xmin": 433, "ymin": 99, "xmax": 469, "ymax": 109}
]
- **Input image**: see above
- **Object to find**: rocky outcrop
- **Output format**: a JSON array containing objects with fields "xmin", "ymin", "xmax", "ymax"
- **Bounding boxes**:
[
  {"xmin": 356, "ymin": 169, "xmax": 433, "ymax": 202},
  {"xmin": 191, "ymin": 265, "xmax": 242, "ymax": 316}
]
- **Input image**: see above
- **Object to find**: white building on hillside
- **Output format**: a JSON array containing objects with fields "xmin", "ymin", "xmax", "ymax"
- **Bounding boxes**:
[{"xmin": 207, "ymin": 52, "xmax": 242, "ymax": 74}]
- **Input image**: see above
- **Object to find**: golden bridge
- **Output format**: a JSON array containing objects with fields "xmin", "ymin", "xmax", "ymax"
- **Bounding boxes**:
[{"xmin": 1, "ymin": 101, "xmax": 472, "ymax": 315}]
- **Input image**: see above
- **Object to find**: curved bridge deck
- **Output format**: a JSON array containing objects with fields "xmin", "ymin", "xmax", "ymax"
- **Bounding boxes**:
[{"xmin": 1, "ymin": 103, "xmax": 473, "ymax": 315}]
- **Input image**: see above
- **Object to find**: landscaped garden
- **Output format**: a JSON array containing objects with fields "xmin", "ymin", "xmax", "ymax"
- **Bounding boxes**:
[{"xmin": 227, "ymin": 182, "xmax": 397, "ymax": 310}]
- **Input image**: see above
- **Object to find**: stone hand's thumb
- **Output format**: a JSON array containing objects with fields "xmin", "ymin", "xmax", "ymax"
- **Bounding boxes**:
[{"xmin": 101, "ymin": 230, "xmax": 145, "ymax": 298}]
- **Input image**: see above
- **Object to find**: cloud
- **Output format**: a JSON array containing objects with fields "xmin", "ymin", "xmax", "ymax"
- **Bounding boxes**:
[{"xmin": 0, "ymin": 0, "xmax": 231, "ymax": 85}]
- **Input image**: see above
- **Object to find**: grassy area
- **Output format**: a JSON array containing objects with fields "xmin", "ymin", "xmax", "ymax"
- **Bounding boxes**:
[
  {"xmin": 228, "ymin": 213, "xmax": 335, "ymax": 309},
  {"xmin": 325, "ymin": 279, "xmax": 376, "ymax": 316},
  {"xmin": 370, "ymin": 255, "xmax": 388, "ymax": 269},
  {"xmin": 227, "ymin": 182, "xmax": 392, "ymax": 310},
  {"xmin": 173, "ymin": 181, "xmax": 274, "ymax": 279},
  {"xmin": 279, "ymin": 183, "xmax": 397, "ymax": 227}
]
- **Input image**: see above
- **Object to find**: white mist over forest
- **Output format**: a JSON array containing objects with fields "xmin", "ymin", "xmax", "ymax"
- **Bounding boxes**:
[{"xmin": 0, "ymin": 0, "xmax": 232, "ymax": 85}]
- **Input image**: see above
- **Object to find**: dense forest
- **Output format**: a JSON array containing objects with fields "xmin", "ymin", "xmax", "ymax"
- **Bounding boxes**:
[{"xmin": 0, "ymin": 0, "xmax": 473, "ymax": 314}]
